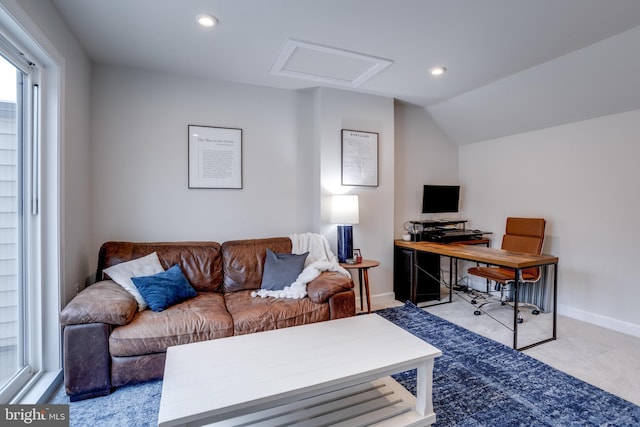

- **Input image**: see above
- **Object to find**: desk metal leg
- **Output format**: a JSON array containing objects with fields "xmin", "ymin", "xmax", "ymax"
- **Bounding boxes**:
[
  {"xmin": 552, "ymin": 263, "xmax": 558, "ymax": 340},
  {"xmin": 515, "ymin": 263, "xmax": 558, "ymax": 351},
  {"xmin": 513, "ymin": 268, "xmax": 520, "ymax": 350},
  {"xmin": 448, "ymin": 257, "xmax": 453, "ymax": 302}
]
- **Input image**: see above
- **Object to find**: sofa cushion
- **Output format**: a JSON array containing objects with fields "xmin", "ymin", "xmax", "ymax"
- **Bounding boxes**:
[
  {"xmin": 221, "ymin": 237, "xmax": 292, "ymax": 293},
  {"xmin": 109, "ymin": 293, "xmax": 233, "ymax": 357},
  {"xmin": 110, "ymin": 353, "xmax": 166, "ymax": 388},
  {"xmin": 103, "ymin": 252, "xmax": 165, "ymax": 311},
  {"xmin": 224, "ymin": 290, "xmax": 330, "ymax": 335},
  {"xmin": 132, "ymin": 265, "xmax": 197, "ymax": 312},
  {"xmin": 97, "ymin": 242, "xmax": 223, "ymax": 292},
  {"xmin": 260, "ymin": 249, "xmax": 308, "ymax": 291}
]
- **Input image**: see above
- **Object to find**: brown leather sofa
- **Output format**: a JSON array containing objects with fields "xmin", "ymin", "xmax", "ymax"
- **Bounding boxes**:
[{"xmin": 59, "ymin": 238, "xmax": 355, "ymax": 401}]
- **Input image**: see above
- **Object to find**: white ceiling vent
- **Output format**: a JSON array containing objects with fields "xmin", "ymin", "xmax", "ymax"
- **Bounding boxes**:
[{"xmin": 270, "ymin": 39, "xmax": 393, "ymax": 88}]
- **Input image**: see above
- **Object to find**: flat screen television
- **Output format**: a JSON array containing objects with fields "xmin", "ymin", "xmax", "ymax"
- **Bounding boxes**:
[{"xmin": 422, "ymin": 185, "xmax": 460, "ymax": 214}]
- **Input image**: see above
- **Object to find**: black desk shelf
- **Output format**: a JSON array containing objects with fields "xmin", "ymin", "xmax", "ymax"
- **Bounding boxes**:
[
  {"xmin": 406, "ymin": 219, "xmax": 468, "ymax": 229},
  {"xmin": 393, "ymin": 237, "xmax": 491, "ymax": 306},
  {"xmin": 394, "ymin": 247, "xmax": 441, "ymax": 303}
]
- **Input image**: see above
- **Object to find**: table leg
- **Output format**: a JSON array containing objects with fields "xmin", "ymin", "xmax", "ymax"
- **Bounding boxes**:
[
  {"xmin": 362, "ymin": 268, "xmax": 371, "ymax": 313},
  {"xmin": 415, "ymin": 358, "xmax": 435, "ymax": 417},
  {"xmin": 358, "ymin": 269, "xmax": 364, "ymax": 311}
]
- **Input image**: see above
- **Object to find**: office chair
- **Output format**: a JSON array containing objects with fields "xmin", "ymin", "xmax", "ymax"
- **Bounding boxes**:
[{"xmin": 468, "ymin": 217, "xmax": 546, "ymax": 323}]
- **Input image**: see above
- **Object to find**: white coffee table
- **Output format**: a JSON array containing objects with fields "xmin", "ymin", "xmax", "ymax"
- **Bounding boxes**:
[{"xmin": 158, "ymin": 314, "xmax": 441, "ymax": 427}]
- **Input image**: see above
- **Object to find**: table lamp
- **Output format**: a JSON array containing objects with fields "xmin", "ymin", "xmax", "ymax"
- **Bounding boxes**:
[{"xmin": 330, "ymin": 195, "xmax": 359, "ymax": 263}]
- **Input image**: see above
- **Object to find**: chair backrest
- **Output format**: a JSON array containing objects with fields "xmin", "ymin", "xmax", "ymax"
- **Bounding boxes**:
[{"xmin": 501, "ymin": 217, "xmax": 546, "ymax": 279}]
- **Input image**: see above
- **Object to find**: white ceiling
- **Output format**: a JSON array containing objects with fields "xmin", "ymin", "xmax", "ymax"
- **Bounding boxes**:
[{"xmin": 51, "ymin": 0, "xmax": 640, "ymax": 145}]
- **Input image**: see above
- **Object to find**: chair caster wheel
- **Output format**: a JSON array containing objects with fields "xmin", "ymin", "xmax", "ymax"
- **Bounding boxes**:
[
  {"xmin": 532, "ymin": 310, "xmax": 540, "ymax": 315},
  {"xmin": 517, "ymin": 318, "xmax": 524, "ymax": 324},
  {"xmin": 474, "ymin": 310, "xmax": 481, "ymax": 316},
  {"xmin": 501, "ymin": 301, "xmax": 506, "ymax": 306},
  {"xmin": 471, "ymin": 299, "xmax": 477, "ymax": 304}
]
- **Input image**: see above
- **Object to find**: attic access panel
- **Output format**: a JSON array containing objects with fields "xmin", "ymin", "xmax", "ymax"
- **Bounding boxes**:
[{"xmin": 270, "ymin": 39, "xmax": 392, "ymax": 88}]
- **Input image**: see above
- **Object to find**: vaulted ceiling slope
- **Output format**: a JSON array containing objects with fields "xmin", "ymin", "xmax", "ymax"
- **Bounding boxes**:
[{"xmin": 51, "ymin": 0, "xmax": 640, "ymax": 145}]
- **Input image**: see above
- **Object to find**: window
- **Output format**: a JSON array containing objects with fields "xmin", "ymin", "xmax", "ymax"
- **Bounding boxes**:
[
  {"xmin": 0, "ymin": 38, "xmax": 39, "ymax": 403},
  {"xmin": 0, "ymin": 2, "xmax": 64, "ymax": 403}
]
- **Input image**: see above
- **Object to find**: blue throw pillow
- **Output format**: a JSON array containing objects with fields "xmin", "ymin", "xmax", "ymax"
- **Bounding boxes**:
[
  {"xmin": 131, "ymin": 264, "xmax": 197, "ymax": 312},
  {"xmin": 260, "ymin": 249, "xmax": 309, "ymax": 291}
]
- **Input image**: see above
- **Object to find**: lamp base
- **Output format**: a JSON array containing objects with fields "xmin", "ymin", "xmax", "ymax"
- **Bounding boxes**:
[{"xmin": 337, "ymin": 225, "xmax": 353, "ymax": 263}]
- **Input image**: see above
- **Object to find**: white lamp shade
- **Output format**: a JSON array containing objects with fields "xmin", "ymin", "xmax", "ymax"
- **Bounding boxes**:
[{"xmin": 330, "ymin": 195, "xmax": 359, "ymax": 224}]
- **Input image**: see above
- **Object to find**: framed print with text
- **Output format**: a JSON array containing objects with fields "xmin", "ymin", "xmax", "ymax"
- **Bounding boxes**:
[
  {"xmin": 341, "ymin": 129, "xmax": 378, "ymax": 187},
  {"xmin": 188, "ymin": 125, "xmax": 242, "ymax": 189}
]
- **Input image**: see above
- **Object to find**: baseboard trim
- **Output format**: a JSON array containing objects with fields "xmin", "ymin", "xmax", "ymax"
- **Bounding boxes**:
[
  {"xmin": 355, "ymin": 292, "xmax": 398, "ymax": 310},
  {"xmin": 558, "ymin": 304, "xmax": 640, "ymax": 338},
  {"xmin": 362, "ymin": 293, "xmax": 640, "ymax": 338}
]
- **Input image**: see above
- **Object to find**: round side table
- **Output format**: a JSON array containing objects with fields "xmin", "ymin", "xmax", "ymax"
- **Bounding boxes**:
[{"xmin": 339, "ymin": 260, "xmax": 380, "ymax": 313}]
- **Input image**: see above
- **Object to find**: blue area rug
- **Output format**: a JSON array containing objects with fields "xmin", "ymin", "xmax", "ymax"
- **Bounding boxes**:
[
  {"xmin": 381, "ymin": 302, "xmax": 640, "ymax": 427},
  {"xmin": 51, "ymin": 302, "xmax": 639, "ymax": 426}
]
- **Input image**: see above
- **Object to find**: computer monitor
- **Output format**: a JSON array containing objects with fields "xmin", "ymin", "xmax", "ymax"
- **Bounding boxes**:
[{"xmin": 422, "ymin": 185, "xmax": 460, "ymax": 214}]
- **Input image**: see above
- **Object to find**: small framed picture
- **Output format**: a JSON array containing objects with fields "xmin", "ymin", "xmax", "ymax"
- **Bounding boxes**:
[{"xmin": 353, "ymin": 249, "xmax": 362, "ymax": 263}]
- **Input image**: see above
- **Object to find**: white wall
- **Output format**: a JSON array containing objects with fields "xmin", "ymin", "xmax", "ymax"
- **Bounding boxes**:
[
  {"xmin": 90, "ymin": 67, "xmax": 399, "ymax": 302},
  {"xmin": 459, "ymin": 109, "xmax": 640, "ymax": 336},
  {"xmin": 294, "ymin": 89, "xmax": 318, "ymax": 232},
  {"xmin": 394, "ymin": 101, "xmax": 460, "ymax": 237},
  {"xmin": 90, "ymin": 65, "xmax": 306, "ymax": 252},
  {"xmin": 90, "ymin": 69, "xmax": 400, "ymax": 301},
  {"xmin": 314, "ymin": 88, "xmax": 396, "ymax": 301}
]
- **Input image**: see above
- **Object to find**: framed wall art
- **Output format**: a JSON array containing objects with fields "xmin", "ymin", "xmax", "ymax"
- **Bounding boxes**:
[
  {"xmin": 188, "ymin": 125, "xmax": 243, "ymax": 189},
  {"xmin": 341, "ymin": 129, "xmax": 378, "ymax": 187}
]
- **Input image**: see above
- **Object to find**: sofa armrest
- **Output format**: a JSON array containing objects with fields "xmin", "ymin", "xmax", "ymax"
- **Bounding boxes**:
[
  {"xmin": 306, "ymin": 271, "xmax": 353, "ymax": 304},
  {"xmin": 64, "ymin": 323, "xmax": 112, "ymax": 401},
  {"xmin": 60, "ymin": 280, "xmax": 137, "ymax": 326}
]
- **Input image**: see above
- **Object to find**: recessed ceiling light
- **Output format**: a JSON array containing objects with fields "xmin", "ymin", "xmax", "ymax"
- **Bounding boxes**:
[
  {"xmin": 430, "ymin": 66, "xmax": 446, "ymax": 76},
  {"xmin": 196, "ymin": 14, "xmax": 217, "ymax": 28}
]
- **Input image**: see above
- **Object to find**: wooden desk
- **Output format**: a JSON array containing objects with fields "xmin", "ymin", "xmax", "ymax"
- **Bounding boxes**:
[
  {"xmin": 340, "ymin": 260, "xmax": 380, "ymax": 313},
  {"xmin": 395, "ymin": 241, "xmax": 558, "ymax": 269},
  {"xmin": 394, "ymin": 239, "xmax": 489, "ymax": 305},
  {"xmin": 394, "ymin": 240, "xmax": 558, "ymax": 350}
]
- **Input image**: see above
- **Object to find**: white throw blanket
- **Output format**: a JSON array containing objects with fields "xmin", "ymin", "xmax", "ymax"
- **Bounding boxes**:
[{"xmin": 251, "ymin": 232, "xmax": 351, "ymax": 299}]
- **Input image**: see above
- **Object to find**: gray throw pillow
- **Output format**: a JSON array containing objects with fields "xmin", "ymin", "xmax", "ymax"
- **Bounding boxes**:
[{"xmin": 260, "ymin": 249, "xmax": 309, "ymax": 291}]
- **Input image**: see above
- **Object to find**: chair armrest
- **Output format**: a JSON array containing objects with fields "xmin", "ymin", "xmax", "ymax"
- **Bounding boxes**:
[
  {"xmin": 306, "ymin": 271, "xmax": 353, "ymax": 304},
  {"xmin": 60, "ymin": 280, "xmax": 137, "ymax": 326}
]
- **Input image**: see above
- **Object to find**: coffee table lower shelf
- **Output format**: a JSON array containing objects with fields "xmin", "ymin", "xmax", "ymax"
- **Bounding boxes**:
[{"xmin": 204, "ymin": 376, "xmax": 434, "ymax": 427}]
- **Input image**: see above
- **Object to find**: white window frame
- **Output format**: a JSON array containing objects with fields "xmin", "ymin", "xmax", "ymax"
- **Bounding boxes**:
[
  {"xmin": 0, "ymin": 1, "xmax": 62, "ymax": 403},
  {"xmin": 0, "ymin": 38, "xmax": 37, "ymax": 403}
]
